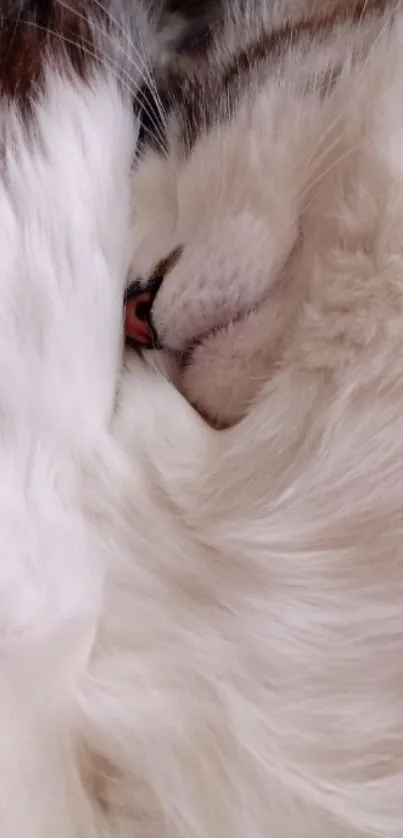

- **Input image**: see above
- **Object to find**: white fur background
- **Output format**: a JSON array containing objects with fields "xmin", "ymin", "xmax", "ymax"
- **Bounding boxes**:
[{"xmin": 2, "ymin": 17, "xmax": 403, "ymax": 838}]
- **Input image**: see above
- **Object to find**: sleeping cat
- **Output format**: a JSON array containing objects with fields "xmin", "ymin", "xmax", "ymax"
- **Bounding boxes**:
[{"xmin": 127, "ymin": 0, "xmax": 397, "ymax": 426}]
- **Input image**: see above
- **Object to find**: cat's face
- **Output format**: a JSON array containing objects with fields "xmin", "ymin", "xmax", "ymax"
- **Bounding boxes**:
[
  {"xmin": 130, "ymin": 86, "xmax": 307, "ymax": 426},
  {"xmin": 129, "ymin": 0, "xmax": 388, "ymax": 426}
]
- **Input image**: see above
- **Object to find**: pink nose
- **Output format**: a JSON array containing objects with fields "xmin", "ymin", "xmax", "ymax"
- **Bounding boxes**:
[{"xmin": 124, "ymin": 290, "xmax": 154, "ymax": 346}]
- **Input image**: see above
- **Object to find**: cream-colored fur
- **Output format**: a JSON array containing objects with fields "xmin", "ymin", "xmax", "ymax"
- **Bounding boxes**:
[
  {"xmin": 3, "ymin": 3, "xmax": 403, "ymax": 838},
  {"xmin": 131, "ymin": 1, "xmax": 398, "ymax": 425}
]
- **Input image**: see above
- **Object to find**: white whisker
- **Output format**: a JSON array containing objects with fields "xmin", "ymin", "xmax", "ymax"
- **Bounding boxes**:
[
  {"xmin": 21, "ymin": 18, "xmax": 168, "ymax": 157},
  {"xmin": 52, "ymin": 0, "xmax": 168, "ymax": 151},
  {"xmin": 89, "ymin": 0, "xmax": 169, "ymax": 135}
]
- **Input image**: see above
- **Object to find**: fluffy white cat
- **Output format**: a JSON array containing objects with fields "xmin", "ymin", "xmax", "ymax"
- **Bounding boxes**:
[{"xmin": 2, "ymin": 1, "xmax": 403, "ymax": 837}]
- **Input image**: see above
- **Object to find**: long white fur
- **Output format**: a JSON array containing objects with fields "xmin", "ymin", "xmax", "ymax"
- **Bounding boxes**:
[
  {"xmin": 0, "ymin": 69, "xmax": 135, "ymax": 836},
  {"xmin": 3, "ymin": 5, "xmax": 403, "ymax": 838}
]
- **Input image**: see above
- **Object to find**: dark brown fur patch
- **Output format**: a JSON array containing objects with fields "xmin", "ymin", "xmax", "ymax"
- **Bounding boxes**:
[{"xmin": 0, "ymin": 0, "xmax": 95, "ymax": 100}]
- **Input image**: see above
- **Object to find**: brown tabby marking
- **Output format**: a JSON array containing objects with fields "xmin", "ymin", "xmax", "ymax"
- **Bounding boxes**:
[
  {"xmin": 150, "ymin": 0, "xmax": 395, "ymax": 154},
  {"xmin": 221, "ymin": 0, "xmax": 393, "ymax": 94}
]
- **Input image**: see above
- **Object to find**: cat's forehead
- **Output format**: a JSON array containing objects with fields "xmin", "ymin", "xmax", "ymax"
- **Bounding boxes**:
[
  {"xmin": 132, "ymin": 113, "xmax": 263, "ymax": 275},
  {"xmin": 136, "ymin": 0, "xmax": 392, "ymax": 159}
]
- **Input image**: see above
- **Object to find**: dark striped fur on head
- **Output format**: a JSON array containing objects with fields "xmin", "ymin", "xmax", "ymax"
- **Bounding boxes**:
[{"xmin": 136, "ymin": 0, "xmax": 395, "ymax": 157}]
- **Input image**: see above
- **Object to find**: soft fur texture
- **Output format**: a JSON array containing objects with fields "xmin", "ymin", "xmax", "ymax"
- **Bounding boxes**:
[
  {"xmin": 3, "ymin": 1, "xmax": 403, "ymax": 837},
  {"xmin": 133, "ymin": 0, "xmax": 401, "ymax": 426}
]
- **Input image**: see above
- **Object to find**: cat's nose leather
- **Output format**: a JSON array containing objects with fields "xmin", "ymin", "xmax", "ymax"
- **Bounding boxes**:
[
  {"xmin": 124, "ymin": 277, "xmax": 163, "ymax": 350},
  {"xmin": 124, "ymin": 247, "xmax": 183, "ymax": 350}
]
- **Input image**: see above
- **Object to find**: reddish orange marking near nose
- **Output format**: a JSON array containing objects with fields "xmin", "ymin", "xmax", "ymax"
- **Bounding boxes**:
[{"xmin": 124, "ymin": 291, "xmax": 152, "ymax": 345}]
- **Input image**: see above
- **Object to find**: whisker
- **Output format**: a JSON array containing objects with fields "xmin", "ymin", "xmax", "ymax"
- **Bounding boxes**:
[
  {"xmin": 52, "ymin": 0, "xmax": 168, "ymax": 150},
  {"xmin": 61, "ymin": 0, "xmax": 152, "ymax": 87},
  {"xmin": 23, "ymin": 19, "xmax": 137, "ymax": 95},
  {"xmin": 306, "ymin": 134, "xmax": 370, "ymax": 202},
  {"xmin": 295, "ymin": 0, "xmax": 401, "ymax": 191},
  {"xmin": 133, "ymin": 84, "xmax": 169, "ymax": 157},
  {"xmin": 21, "ymin": 18, "xmax": 168, "ymax": 157},
  {"xmin": 296, "ymin": 139, "xmax": 366, "ymax": 245},
  {"xmin": 134, "ymin": 22, "xmax": 169, "ymax": 138},
  {"xmin": 89, "ymin": 0, "xmax": 169, "ymax": 134}
]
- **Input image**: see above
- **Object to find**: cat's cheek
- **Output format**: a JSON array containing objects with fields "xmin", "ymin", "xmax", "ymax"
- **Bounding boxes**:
[{"xmin": 180, "ymin": 315, "xmax": 274, "ymax": 427}]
